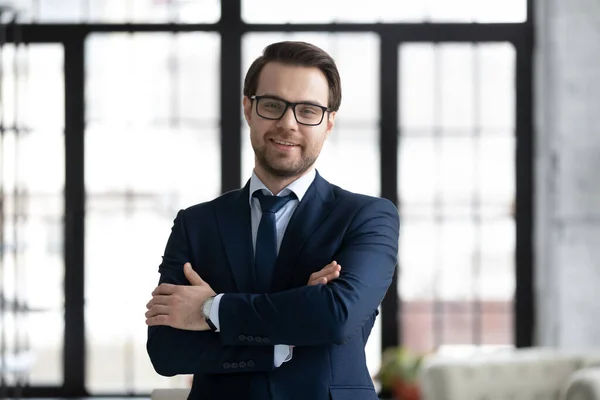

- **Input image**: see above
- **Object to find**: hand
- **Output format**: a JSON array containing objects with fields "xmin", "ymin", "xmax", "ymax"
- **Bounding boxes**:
[
  {"xmin": 307, "ymin": 261, "xmax": 341, "ymax": 286},
  {"xmin": 145, "ymin": 262, "xmax": 216, "ymax": 331}
]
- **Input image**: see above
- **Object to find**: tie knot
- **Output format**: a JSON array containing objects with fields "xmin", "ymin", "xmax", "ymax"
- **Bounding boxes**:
[{"xmin": 253, "ymin": 191, "xmax": 296, "ymax": 214}]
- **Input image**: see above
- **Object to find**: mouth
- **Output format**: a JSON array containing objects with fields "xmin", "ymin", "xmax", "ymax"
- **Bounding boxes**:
[{"xmin": 270, "ymin": 138, "xmax": 299, "ymax": 148}]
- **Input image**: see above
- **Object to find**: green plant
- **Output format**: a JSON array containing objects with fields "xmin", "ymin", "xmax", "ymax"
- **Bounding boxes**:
[{"xmin": 375, "ymin": 347, "xmax": 425, "ymax": 400}]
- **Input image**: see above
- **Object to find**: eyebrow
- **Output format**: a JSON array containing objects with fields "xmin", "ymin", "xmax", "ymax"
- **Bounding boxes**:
[{"xmin": 259, "ymin": 93, "xmax": 326, "ymax": 108}]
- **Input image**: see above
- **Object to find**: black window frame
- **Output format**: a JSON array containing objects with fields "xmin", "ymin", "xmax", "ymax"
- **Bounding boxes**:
[{"xmin": 0, "ymin": 0, "xmax": 534, "ymax": 396}]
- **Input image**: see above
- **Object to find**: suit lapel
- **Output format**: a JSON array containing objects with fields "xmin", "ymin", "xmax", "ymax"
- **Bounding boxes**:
[
  {"xmin": 215, "ymin": 181, "xmax": 256, "ymax": 293},
  {"xmin": 271, "ymin": 172, "xmax": 338, "ymax": 292}
]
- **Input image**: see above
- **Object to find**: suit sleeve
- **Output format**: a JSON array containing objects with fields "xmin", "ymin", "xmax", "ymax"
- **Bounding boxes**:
[
  {"xmin": 218, "ymin": 198, "xmax": 400, "ymax": 347},
  {"xmin": 146, "ymin": 209, "xmax": 276, "ymax": 377}
]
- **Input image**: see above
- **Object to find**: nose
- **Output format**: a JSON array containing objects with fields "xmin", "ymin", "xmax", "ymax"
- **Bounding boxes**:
[{"xmin": 275, "ymin": 107, "xmax": 298, "ymax": 130}]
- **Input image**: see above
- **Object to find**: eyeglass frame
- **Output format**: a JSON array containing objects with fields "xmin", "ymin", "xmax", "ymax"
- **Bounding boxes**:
[{"xmin": 249, "ymin": 95, "xmax": 331, "ymax": 126}]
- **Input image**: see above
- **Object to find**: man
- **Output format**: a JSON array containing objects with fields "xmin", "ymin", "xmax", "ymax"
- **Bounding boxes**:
[{"xmin": 145, "ymin": 41, "xmax": 399, "ymax": 400}]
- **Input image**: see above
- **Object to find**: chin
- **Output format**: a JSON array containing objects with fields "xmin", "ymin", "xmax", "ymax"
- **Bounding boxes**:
[
  {"xmin": 267, "ymin": 165, "xmax": 304, "ymax": 178},
  {"xmin": 257, "ymin": 151, "xmax": 316, "ymax": 179},
  {"xmin": 261, "ymin": 160, "xmax": 304, "ymax": 177}
]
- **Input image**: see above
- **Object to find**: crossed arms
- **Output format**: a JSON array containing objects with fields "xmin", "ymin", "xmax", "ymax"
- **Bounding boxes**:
[{"xmin": 146, "ymin": 198, "xmax": 399, "ymax": 377}]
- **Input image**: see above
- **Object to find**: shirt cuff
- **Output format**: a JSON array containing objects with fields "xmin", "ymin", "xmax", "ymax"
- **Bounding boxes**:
[
  {"xmin": 213, "ymin": 294, "xmax": 292, "ymax": 368},
  {"xmin": 210, "ymin": 293, "xmax": 224, "ymax": 332},
  {"xmin": 274, "ymin": 345, "xmax": 293, "ymax": 368}
]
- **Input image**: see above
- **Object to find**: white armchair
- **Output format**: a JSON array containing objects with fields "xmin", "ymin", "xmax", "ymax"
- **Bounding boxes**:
[
  {"xmin": 419, "ymin": 348, "xmax": 600, "ymax": 400},
  {"xmin": 563, "ymin": 367, "xmax": 600, "ymax": 400},
  {"xmin": 151, "ymin": 388, "xmax": 190, "ymax": 400}
]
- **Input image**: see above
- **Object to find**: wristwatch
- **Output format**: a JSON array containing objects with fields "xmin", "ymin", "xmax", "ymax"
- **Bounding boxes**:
[{"xmin": 201, "ymin": 295, "xmax": 217, "ymax": 331}]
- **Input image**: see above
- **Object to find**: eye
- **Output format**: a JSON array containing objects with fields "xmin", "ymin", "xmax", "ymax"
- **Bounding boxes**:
[
  {"xmin": 264, "ymin": 101, "xmax": 283, "ymax": 109},
  {"xmin": 298, "ymin": 105, "xmax": 319, "ymax": 115}
]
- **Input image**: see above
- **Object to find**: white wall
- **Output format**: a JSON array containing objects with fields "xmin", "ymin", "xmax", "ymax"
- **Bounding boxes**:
[{"xmin": 535, "ymin": 0, "xmax": 600, "ymax": 349}]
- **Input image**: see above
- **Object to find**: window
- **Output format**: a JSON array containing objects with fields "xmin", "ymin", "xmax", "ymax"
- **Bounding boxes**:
[
  {"xmin": 13, "ymin": 0, "xmax": 221, "ymax": 23},
  {"xmin": 242, "ymin": 0, "xmax": 526, "ymax": 23},
  {"xmin": 398, "ymin": 43, "xmax": 516, "ymax": 351},
  {"xmin": 0, "ymin": 44, "xmax": 65, "ymax": 386},
  {"xmin": 84, "ymin": 32, "xmax": 220, "ymax": 393}
]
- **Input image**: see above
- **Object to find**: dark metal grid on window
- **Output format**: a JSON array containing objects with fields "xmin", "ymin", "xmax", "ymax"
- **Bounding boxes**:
[
  {"xmin": 398, "ymin": 43, "xmax": 517, "ymax": 352},
  {"xmin": 1, "ymin": 17, "xmax": 32, "ymax": 400},
  {"xmin": 0, "ymin": 0, "xmax": 534, "ymax": 396}
]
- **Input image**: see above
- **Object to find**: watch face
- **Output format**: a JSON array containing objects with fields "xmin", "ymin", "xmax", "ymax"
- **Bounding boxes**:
[{"xmin": 203, "ymin": 298, "xmax": 212, "ymax": 317}]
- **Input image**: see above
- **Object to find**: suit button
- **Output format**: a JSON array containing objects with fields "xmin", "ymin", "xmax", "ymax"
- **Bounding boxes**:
[
  {"xmin": 247, "ymin": 360, "xmax": 255, "ymax": 367},
  {"xmin": 239, "ymin": 361, "xmax": 247, "ymax": 368},
  {"xmin": 222, "ymin": 362, "xmax": 231, "ymax": 369},
  {"xmin": 255, "ymin": 337, "xmax": 262, "ymax": 343},
  {"xmin": 239, "ymin": 335, "xmax": 246, "ymax": 341},
  {"xmin": 262, "ymin": 337, "xmax": 270, "ymax": 343},
  {"xmin": 231, "ymin": 362, "xmax": 238, "ymax": 368},
  {"xmin": 247, "ymin": 336, "xmax": 254, "ymax": 342}
]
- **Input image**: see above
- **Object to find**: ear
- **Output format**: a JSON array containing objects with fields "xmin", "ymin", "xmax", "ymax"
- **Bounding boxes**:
[
  {"xmin": 325, "ymin": 111, "xmax": 336, "ymax": 138},
  {"xmin": 243, "ymin": 96, "xmax": 252, "ymax": 125}
]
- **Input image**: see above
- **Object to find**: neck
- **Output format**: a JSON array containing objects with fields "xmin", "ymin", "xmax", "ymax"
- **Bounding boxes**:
[{"xmin": 254, "ymin": 166, "xmax": 312, "ymax": 195}]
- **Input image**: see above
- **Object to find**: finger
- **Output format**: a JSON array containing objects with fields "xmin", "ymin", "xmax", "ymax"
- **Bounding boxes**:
[
  {"xmin": 324, "ymin": 270, "xmax": 341, "ymax": 282},
  {"xmin": 183, "ymin": 262, "xmax": 205, "ymax": 286},
  {"xmin": 145, "ymin": 305, "xmax": 170, "ymax": 318},
  {"xmin": 309, "ymin": 262, "xmax": 340, "ymax": 282},
  {"xmin": 152, "ymin": 283, "xmax": 177, "ymax": 296},
  {"xmin": 146, "ymin": 315, "xmax": 171, "ymax": 327},
  {"xmin": 146, "ymin": 295, "xmax": 171, "ymax": 309},
  {"xmin": 309, "ymin": 268, "xmax": 342, "ymax": 286},
  {"xmin": 322, "ymin": 261, "xmax": 341, "ymax": 274},
  {"xmin": 308, "ymin": 277, "xmax": 328, "ymax": 286}
]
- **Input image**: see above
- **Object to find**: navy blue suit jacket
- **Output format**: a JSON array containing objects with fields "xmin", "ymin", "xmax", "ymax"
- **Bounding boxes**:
[{"xmin": 147, "ymin": 172, "xmax": 400, "ymax": 400}]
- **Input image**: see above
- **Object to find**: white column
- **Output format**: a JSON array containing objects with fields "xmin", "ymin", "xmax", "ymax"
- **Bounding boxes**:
[{"xmin": 535, "ymin": 0, "xmax": 600, "ymax": 349}]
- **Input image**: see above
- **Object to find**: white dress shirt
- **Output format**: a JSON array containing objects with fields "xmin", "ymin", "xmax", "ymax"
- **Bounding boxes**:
[{"xmin": 209, "ymin": 168, "xmax": 317, "ymax": 367}]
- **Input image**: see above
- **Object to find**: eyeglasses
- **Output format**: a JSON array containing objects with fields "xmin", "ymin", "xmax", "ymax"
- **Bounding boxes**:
[{"xmin": 250, "ymin": 95, "xmax": 330, "ymax": 126}]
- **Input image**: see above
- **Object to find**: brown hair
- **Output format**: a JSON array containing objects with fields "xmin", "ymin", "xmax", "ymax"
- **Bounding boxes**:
[{"xmin": 243, "ymin": 41, "xmax": 342, "ymax": 112}]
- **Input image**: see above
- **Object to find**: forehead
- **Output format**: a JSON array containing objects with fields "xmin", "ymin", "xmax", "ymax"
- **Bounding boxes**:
[{"xmin": 255, "ymin": 61, "xmax": 329, "ymax": 105}]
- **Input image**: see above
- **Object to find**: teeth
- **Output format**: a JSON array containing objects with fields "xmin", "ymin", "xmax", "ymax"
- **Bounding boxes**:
[{"xmin": 273, "ymin": 139, "xmax": 295, "ymax": 146}]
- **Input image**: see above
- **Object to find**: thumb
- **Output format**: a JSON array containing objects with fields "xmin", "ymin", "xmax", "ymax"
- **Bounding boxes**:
[{"xmin": 183, "ymin": 262, "xmax": 205, "ymax": 286}]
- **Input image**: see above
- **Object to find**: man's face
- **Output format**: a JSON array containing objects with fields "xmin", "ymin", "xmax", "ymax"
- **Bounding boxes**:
[{"xmin": 243, "ymin": 62, "xmax": 336, "ymax": 179}]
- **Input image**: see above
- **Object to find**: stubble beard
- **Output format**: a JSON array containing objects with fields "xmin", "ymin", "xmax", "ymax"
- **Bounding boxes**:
[{"xmin": 254, "ymin": 142, "xmax": 318, "ymax": 179}]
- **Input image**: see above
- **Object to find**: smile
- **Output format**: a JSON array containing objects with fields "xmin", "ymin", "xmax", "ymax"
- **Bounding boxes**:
[{"xmin": 271, "ymin": 139, "xmax": 297, "ymax": 147}]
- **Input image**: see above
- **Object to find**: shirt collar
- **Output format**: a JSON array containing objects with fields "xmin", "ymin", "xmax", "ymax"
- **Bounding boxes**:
[{"xmin": 249, "ymin": 168, "xmax": 316, "ymax": 205}]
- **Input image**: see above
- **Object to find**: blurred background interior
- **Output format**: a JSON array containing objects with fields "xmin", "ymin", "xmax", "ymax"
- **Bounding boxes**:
[{"xmin": 0, "ymin": 0, "xmax": 598, "ymax": 398}]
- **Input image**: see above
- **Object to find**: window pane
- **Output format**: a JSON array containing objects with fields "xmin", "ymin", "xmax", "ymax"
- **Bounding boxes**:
[
  {"xmin": 403, "ymin": 44, "xmax": 477, "ymax": 130},
  {"xmin": 0, "ymin": 45, "xmax": 64, "ymax": 131},
  {"xmin": 398, "ymin": 42, "xmax": 516, "ymax": 352},
  {"xmin": 439, "ymin": 45, "xmax": 475, "ymax": 129},
  {"xmin": 2, "ymin": 132, "xmax": 65, "ymax": 387},
  {"xmin": 242, "ymin": 32, "xmax": 381, "ymax": 377},
  {"xmin": 399, "ymin": 137, "xmax": 436, "ymax": 203},
  {"xmin": 479, "ymin": 44, "xmax": 515, "ymax": 130},
  {"xmin": 439, "ymin": 137, "xmax": 475, "ymax": 203},
  {"xmin": 398, "ymin": 220, "xmax": 437, "ymax": 300},
  {"xmin": 1, "ymin": 43, "xmax": 65, "ymax": 387},
  {"xmin": 481, "ymin": 302, "xmax": 513, "ymax": 345},
  {"xmin": 316, "ymin": 127, "xmax": 379, "ymax": 196},
  {"xmin": 15, "ymin": 0, "xmax": 220, "ymax": 23},
  {"xmin": 87, "ymin": 33, "xmax": 220, "ymax": 126},
  {"xmin": 85, "ymin": 32, "xmax": 220, "ymax": 394},
  {"xmin": 400, "ymin": 43, "xmax": 516, "ymax": 133},
  {"xmin": 438, "ymin": 221, "xmax": 476, "ymax": 300},
  {"xmin": 479, "ymin": 219, "xmax": 515, "ymax": 301},
  {"xmin": 399, "ymin": 45, "xmax": 435, "ymax": 131},
  {"xmin": 401, "ymin": 302, "xmax": 434, "ymax": 353},
  {"xmin": 243, "ymin": 0, "xmax": 526, "ymax": 23},
  {"xmin": 480, "ymin": 136, "xmax": 516, "ymax": 204},
  {"xmin": 441, "ymin": 304, "xmax": 474, "ymax": 344}
]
